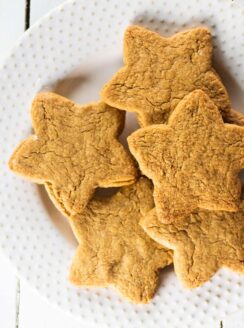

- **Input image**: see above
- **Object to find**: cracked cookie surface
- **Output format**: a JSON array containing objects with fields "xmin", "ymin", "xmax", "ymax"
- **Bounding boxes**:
[
  {"xmin": 9, "ymin": 93, "xmax": 137, "ymax": 216},
  {"xmin": 69, "ymin": 177, "xmax": 172, "ymax": 303},
  {"xmin": 140, "ymin": 206, "xmax": 244, "ymax": 288},
  {"xmin": 101, "ymin": 25, "xmax": 235, "ymax": 127},
  {"xmin": 128, "ymin": 90, "xmax": 244, "ymax": 222}
]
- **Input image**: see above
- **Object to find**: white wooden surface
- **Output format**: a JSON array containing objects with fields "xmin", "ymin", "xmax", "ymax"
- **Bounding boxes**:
[
  {"xmin": 0, "ymin": 1, "xmax": 243, "ymax": 327},
  {"xmin": 0, "ymin": 2, "xmax": 25, "ymax": 328}
]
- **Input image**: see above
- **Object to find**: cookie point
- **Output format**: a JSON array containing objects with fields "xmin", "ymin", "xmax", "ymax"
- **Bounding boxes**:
[
  {"xmin": 187, "ymin": 89, "xmax": 207, "ymax": 99},
  {"xmin": 199, "ymin": 26, "xmax": 211, "ymax": 36},
  {"xmin": 125, "ymin": 24, "xmax": 144, "ymax": 35},
  {"xmin": 127, "ymin": 132, "xmax": 138, "ymax": 148},
  {"xmin": 8, "ymin": 156, "xmax": 15, "ymax": 171},
  {"xmin": 185, "ymin": 26, "xmax": 211, "ymax": 38},
  {"xmin": 32, "ymin": 91, "xmax": 56, "ymax": 103}
]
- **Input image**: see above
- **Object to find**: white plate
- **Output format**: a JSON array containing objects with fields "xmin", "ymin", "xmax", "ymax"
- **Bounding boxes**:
[{"xmin": 0, "ymin": 0, "xmax": 243, "ymax": 327}]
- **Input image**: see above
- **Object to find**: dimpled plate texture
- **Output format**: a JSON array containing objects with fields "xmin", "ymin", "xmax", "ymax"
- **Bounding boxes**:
[{"xmin": 0, "ymin": 0, "xmax": 243, "ymax": 327}]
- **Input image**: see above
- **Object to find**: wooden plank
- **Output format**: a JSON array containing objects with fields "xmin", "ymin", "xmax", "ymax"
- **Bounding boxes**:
[
  {"xmin": 0, "ymin": 0, "xmax": 26, "ymax": 63},
  {"xmin": 30, "ymin": 0, "xmax": 65, "ymax": 25},
  {"xmin": 0, "ymin": 253, "xmax": 19, "ymax": 328},
  {"xmin": 0, "ymin": 1, "xmax": 25, "ymax": 328}
]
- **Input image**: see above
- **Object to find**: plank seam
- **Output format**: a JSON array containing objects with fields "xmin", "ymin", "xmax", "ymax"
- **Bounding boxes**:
[
  {"xmin": 15, "ymin": 280, "xmax": 20, "ymax": 328},
  {"xmin": 25, "ymin": 0, "xmax": 31, "ymax": 30}
]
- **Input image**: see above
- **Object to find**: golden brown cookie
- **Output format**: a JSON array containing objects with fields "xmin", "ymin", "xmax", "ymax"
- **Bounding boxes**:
[
  {"xmin": 9, "ymin": 93, "xmax": 137, "ymax": 217},
  {"xmin": 128, "ymin": 90, "xmax": 244, "ymax": 222},
  {"xmin": 140, "ymin": 206, "xmax": 244, "ymax": 288},
  {"xmin": 101, "ymin": 25, "xmax": 232, "ymax": 126},
  {"xmin": 69, "ymin": 177, "xmax": 172, "ymax": 303},
  {"xmin": 226, "ymin": 108, "xmax": 244, "ymax": 126}
]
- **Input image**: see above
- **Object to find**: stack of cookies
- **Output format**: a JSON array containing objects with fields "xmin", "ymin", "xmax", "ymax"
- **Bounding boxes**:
[{"xmin": 9, "ymin": 25, "xmax": 244, "ymax": 304}]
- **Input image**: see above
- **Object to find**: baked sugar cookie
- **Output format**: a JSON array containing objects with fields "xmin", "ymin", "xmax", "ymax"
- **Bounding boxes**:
[
  {"xmin": 128, "ymin": 90, "xmax": 244, "ymax": 222},
  {"xmin": 69, "ymin": 178, "xmax": 172, "ymax": 303},
  {"xmin": 101, "ymin": 25, "xmax": 234, "ymax": 126},
  {"xmin": 9, "ymin": 93, "xmax": 137, "ymax": 216},
  {"xmin": 141, "ymin": 206, "xmax": 244, "ymax": 288}
]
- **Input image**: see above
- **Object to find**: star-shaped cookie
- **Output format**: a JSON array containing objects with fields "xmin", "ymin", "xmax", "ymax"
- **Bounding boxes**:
[
  {"xmin": 128, "ymin": 90, "xmax": 244, "ymax": 222},
  {"xmin": 101, "ymin": 25, "xmax": 233, "ymax": 126},
  {"xmin": 69, "ymin": 178, "xmax": 172, "ymax": 303},
  {"xmin": 141, "ymin": 206, "xmax": 244, "ymax": 288},
  {"xmin": 9, "ymin": 93, "xmax": 137, "ymax": 216}
]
